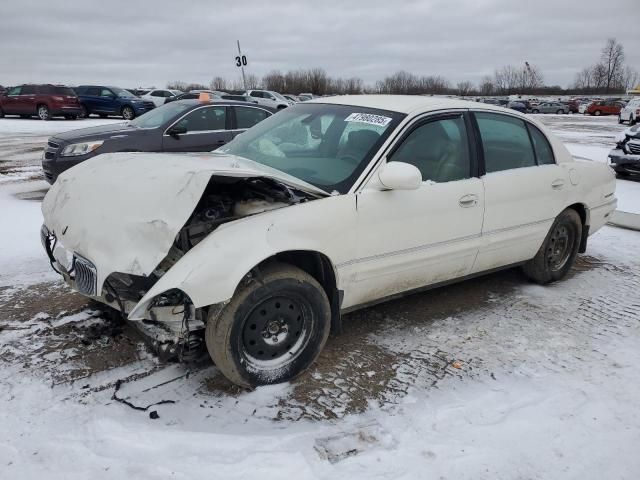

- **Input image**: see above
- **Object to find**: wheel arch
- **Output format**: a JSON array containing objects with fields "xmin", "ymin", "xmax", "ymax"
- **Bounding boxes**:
[
  {"xmin": 566, "ymin": 202, "xmax": 589, "ymax": 253},
  {"xmin": 254, "ymin": 250, "xmax": 342, "ymax": 333}
]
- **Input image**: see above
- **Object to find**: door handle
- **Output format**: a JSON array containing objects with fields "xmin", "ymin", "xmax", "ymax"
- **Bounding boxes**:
[
  {"xmin": 551, "ymin": 179, "xmax": 565, "ymax": 190},
  {"xmin": 458, "ymin": 194, "xmax": 478, "ymax": 208}
]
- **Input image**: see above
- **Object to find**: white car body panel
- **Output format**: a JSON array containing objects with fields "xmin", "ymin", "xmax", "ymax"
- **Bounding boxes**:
[{"xmin": 40, "ymin": 95, "xmax": 617, "ymax": 324}]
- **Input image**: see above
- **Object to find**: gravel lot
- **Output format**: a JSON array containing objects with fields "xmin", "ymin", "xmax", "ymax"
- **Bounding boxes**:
[{"xmin": 1, "ymin": 114, "xmax": 639, "ymax": 479}]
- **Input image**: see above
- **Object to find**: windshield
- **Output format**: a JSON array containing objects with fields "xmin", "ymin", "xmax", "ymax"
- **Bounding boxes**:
[
  {"xmin": 271, "ymin": 92, "xmax": 288, "ymax": 101},
  {"xmin": 130, "ymin": 102, "xmax": 192, "ymax": 128},
  {"xmin": 111, "ymin": 87, "xmax": 136, "ymax": 98},
  {"xmin": 218, "ymin": 103, "xmax": 405, "ymax": 193}
]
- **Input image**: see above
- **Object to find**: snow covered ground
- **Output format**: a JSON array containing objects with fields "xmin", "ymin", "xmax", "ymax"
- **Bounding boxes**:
[{"xmin": 1, "ymin": 114, "xmax": 640, "ymax": 479}]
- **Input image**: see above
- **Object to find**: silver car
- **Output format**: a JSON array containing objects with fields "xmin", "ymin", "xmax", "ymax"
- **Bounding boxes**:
[{"xmin": 531, "ymin": 102, "xmax": 569, "ymax": 114}]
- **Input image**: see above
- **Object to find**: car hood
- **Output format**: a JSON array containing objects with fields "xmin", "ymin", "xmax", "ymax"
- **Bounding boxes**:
[
  {"xmin": 52, "ymin": 123, "xmax": 143, "ymax": 142},
  {"xmin": 41, "ymin": 152, "xmax": 329, "ymax": 289}
]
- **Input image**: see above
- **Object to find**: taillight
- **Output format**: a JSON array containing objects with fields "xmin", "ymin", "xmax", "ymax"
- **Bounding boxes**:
[{"xmin": 635, "ymin": 109, "xmax": 640, "ymax": 115}]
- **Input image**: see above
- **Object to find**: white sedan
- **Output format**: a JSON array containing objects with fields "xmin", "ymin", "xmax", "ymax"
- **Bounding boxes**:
[{"xmin": 41, "ymin": 95, "xmax": 617, "ymax": 387}]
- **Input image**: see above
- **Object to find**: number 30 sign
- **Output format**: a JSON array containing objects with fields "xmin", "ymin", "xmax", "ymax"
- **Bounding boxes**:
[{"xmin": 235, "ymin": 55, "xmax": 247, "ymax": 67}]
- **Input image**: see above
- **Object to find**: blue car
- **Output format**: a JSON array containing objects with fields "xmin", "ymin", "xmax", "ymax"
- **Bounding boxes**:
[{"xmin": 75, "ymin": 85, "xmax": 155, "ymax": 120}]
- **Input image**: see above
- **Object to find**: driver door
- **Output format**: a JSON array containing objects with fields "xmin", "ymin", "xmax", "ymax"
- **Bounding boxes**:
[
  {"xmin": 162, "ymin": 106, "xmax": 233, "ymax": 152},
  {"xmin": 344, "ymin": 112, "xmax": 484, "ymax": 309}
]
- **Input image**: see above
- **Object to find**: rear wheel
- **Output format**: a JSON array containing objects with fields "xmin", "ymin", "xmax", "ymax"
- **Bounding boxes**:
[
  {"xmin": 618, "ymin": 115, "xmax": 624, "ymax": 124},
  {"xmin": 556, "ymin": 109, "xmax": 564, "ymax": 114},
  {"xmin": 206, "ymin": 263, "xmax": 331, "ymax": 388},
  {"xmin": 0, "ymin": 106, "xmax": 4, "ymax": 118},
  {"xmin": 630, "ymin": 115, "xmax": 637, "ymax": 126},
  {"xmin": 531, "ymin": 109, "xmax": 540, "ymax": 114},
  {"xmin": 121, "ymin": 106, "xmax": 135, "ymax": 120},
  {"xmin": 522, "ymin": 209, "xmax": 582, "ymax": 284},
  {"xmin": 79, "ymin": 105, "xmax": 89, "ymax": 118},
  {"xmin": 593, "ymin": 110, "xmax": 601, "ymax": 116}
]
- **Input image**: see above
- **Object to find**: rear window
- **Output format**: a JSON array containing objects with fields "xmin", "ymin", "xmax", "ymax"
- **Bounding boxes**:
[{"xmin": 51, "ymin": 86, "xmax": 76, "ymax": 96}]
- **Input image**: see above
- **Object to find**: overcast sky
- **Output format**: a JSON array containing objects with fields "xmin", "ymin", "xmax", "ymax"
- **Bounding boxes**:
[{"xmin": 1, "ymin": 0, "xmax": 638, "ymax": 90}]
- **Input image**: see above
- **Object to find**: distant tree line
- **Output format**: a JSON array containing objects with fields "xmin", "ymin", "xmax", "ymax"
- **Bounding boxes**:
[{"xmin": 167, "ymin": 38, "xmax": 638, "ymax": 97}]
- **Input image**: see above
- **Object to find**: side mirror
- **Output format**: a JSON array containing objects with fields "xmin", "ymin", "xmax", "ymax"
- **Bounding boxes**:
[
  {"xmin": 373, "ymin": 162, "xmax": 422, "ymax": 191},
  {"xmin": 168, "ymin": 125, "xmax": 187, "ymax": 138}
]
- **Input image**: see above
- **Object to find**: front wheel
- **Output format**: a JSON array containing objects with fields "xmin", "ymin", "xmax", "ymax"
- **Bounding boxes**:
[
  {"xmin": 121, "ymin": 106, "xmax": 135, "ymax": 120},
  {"xmin": 522, "ymin": 209, "xmax": 582, "ymax": 284},
  {"xmin": 206, "ymin": 263, "xmax": 331, "ymax": 388},
  {"xmin": 556, "ymin": 109, "xmax": 564, "ymax": 114},
  {"xmin": 37, "ymin": 104, "xmax": 50, "ymax": 121},
  {"xmin": 618, "ymin": 115, "xmax": 623, "ymax": 124},
  {"xmin": 593, "ymin": 110, "xmax": 601, "ymax": 116}
]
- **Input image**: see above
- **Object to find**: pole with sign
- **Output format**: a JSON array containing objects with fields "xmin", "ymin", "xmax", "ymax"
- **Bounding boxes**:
[{"xmin": 235, "ymin": 40, "xmax": 248, "ymax": 90}]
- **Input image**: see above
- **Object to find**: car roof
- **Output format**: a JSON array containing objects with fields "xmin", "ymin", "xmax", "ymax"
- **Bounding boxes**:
[
  {"xmin": 173, "ymin": 99, "xmax": 276, "ymax": 111},
  {"xmin": 308, "ymin": 94, "xmax": 509, "ymax": 115}
]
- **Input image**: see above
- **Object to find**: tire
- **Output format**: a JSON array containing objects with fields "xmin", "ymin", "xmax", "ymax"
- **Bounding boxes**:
[
  {"xmin": 618, "ymin": 115, "xmax": 624, "ymax": 124},
  {"xmin": 522, "ymin": 209, "xmax": 582, "ymax": 285},
  {"xmin": 630, "ymin": 115, "xmax": 637, "ymax": 126},
  {"xmin": 121, "ymin": 106, "xmax": 135, "ymax": 120},
  {"xmin": 206, "ymin": 262, "xmax": 331, "ymax": 388},
  {"xmin": 556, "ymin": 109, "xmax": 564, "ymax": 114},
  {"xmin": 0, "ymin": 107, "xmax": 4, "ymax": 118},
  {"xmin": 79, "ymin": 105, "xmax": 89, "ymax": 118},
  {"xmin": 593, "ymin": 110, "xmax": 601, "ymax": 116},
  {"xmin": 37, "ymin": 104, "xmax": 50, "ymax": 121},
  {"xmin": 531, "ymin": 109, "xmax": 540, "ymax": 114}
]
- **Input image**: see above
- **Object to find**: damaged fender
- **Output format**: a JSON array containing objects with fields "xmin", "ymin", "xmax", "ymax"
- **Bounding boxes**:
[{"xmin": 129, "ymin": 195, "xmax": 355, "ymax": 319}]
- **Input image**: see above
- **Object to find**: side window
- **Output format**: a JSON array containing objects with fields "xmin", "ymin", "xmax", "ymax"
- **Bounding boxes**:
[
  {"xmin": 8, "ymin": 86, "xmax": 22, "ymax": 96},
  {"xmin": 527, "ymin": 125, "xmax": 555, "ymax": 165},
  {"xmin": 177, "ymin": 107, "xmax": 226, "ymax": 132},
  {"xmin": 151, "ymin": 90, "xmax": 163, "ymax": 97},
  {"xmin": 22, "ymin": 85, "xmax": 36, "ymax": 95},
  {"xmin": 235, "ymin": 107, "xmax": 270, "ymax": 129},
  {"xmin": 86, "ymin": 87, "xmax": 101, "ymax": 96},
  {"xmin": 475, "ymin": 112, "xmax": 536, "ymax": 173},
  {"xmin": 389, "ymin": 116, "xmax": 471, "ymax": 183},
  {"xmin": 100, "ymin": 89, "xmax": 114, "ymax": 98}
]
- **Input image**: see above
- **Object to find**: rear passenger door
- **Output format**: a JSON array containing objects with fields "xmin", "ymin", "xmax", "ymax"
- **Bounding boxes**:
[
  {"xmin": 3, "ymin": 86, "xmax": 23, "ymax": 114},
  {"xmin": 162, "ymin": 105, "xmax": 232, "ymax": 152},
  {"xmin": 472, "ymin": 111, "xmax": 568, "ymax": 273},
  {"xmin": 230, "ymin": 106, "xmax": 271, "ymax": 138},
  {"xmin": 20, "ymin": 85, "xmax": 38, "ymax": 114}
]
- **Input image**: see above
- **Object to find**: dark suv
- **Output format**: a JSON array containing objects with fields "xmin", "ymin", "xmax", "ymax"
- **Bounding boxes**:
[
  {"xmin": 75, "ymin": 85, "xmax": 155, "ymax": 120},
  {"xmin": 0, "ymin": 84, "xmax": 82, "ymax": 120}
]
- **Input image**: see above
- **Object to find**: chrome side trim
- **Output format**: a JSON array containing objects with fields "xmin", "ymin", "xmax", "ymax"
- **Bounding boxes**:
[{"xmin": 336, "ymin": 217, "xmax": 554, "ymax": 269}]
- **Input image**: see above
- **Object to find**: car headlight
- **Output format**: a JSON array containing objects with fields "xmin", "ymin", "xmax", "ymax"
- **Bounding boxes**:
[{"xmin": 60, "ymin": 140, "xmax": 104, "ymax": 157}]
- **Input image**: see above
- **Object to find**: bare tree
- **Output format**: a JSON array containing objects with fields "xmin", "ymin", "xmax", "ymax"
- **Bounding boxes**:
[
  {"xmin": 601, "ymin": 38, "xmax": 625, "ymax": 93},
  {"xmin": 209, "ymin": 76, "xmax": 227, "ymax": 91},
  {"xmin": 622, "ymin": 66, "xmax": 639, "ymax": 92},
  {"xmin": 478, "ymin": 76, "xmax": 495, "ymax": 95},
  {"xmin": 166, "ymin": 80, "xmax": 187, "ymax": 91},
  {"xmin": 456, "ymin": 81, "xmax": 473, "ymax": 96}
]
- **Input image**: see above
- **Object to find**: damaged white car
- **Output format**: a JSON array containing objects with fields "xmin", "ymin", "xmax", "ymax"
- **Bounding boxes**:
[{"xmin": 41, "ymin": 95, "xmax": 617, "ymax": 387}]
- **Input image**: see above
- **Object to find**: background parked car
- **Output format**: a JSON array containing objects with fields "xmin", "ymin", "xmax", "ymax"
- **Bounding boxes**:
[
  {"xmin": 609, "ymin": 124, "xmax": 640, "ymax": 177},
  {"xmin": 245, "ymin": 89, "xmax": 293, "ymax": 109},
  {"xmin": 579, "ymin": 100, "xmax": 624, "ymax": 116},
  {"xmin": 140, "ymin": 89, "xmax": 179, "ymax": 107},
  {"xmin": 41, "ymin": 100, "xmax": 274, "ymax": 183},
  {"xmin": 619, "ymin": 97, "xmax": 640, "ymax": 125},
  {"xmin": 165, "ymin": 90, "xmax": 223, "ymax": 103},
  {"xmin": 507, "ymin": 101, "xmax": 527, "ymax": 113},
  {"xmin": 283, "ymin": 94, "xmax": 300, "ymax": 103},
  {"xmin": 0, "ymin": 85, "xmax": 6, "ymax": 95},
  {"xmin": 562, "ymin": 100, "xmax": 580, "ymax": 113},
  {"xmin": 530, "ymin": 102, "xmax": 569, "ymax": 114},
  {"xmin": 75, "ymin": 85, "xmax": 155, "ymax": 120},
  {"xmin": 0, "ymin": 84, "xmax": 82, "ymax": 120}
]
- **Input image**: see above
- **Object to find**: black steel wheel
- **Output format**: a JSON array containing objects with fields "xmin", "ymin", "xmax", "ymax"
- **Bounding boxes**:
[
  {"xmin": 522, "ymin": 208, "xmax": 582, "ymax": 284},
  {"xmin": 206, "ymin": 262, "xmax": 331, "ymax": 387}
]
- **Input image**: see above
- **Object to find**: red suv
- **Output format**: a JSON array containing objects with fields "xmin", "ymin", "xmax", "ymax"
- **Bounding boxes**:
[
  {"xmin": 581, "ymin": 100, "xmax": 624, "ymax": 116},
  {"xmin": 0, "ymin": 84, "xmax": 82, "ymax": 120}
]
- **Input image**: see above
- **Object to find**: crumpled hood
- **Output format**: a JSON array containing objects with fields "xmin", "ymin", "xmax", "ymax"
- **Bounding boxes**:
[{"xmin": 41, "ymin": 151, "xmax": 328, "ymax": 290}]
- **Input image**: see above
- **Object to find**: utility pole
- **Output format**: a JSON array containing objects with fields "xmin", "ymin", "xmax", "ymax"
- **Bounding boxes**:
[{"xmin": 236, "ymin": 40, "xmax": 247, "ymax": 91}]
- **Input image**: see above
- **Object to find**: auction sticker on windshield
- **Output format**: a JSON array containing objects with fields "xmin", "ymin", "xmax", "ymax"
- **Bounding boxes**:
[{"xmin": 345, "ymin": 113, "xmax": 392, "ymax": 127}]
